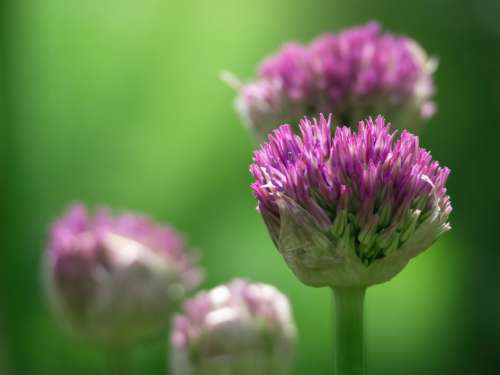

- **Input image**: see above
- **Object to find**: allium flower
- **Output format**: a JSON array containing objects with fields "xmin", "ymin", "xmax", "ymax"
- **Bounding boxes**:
[
  {"xmin": 171, "ymin": 279, "xmax": 296, "ymax": 375},
  {"xmin": 231, "ymin": 22, "xmax": 436, "ymax": 141},
  {"xmin": 44, "ymin": 204, "xmax": 202, "ymax": 344},
  {"xmin": 250, "ymin": 114, "xmax": 451, "ymax": 288}
]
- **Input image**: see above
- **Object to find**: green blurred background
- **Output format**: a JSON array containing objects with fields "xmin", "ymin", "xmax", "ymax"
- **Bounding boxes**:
[{"xmin": 1, "ymin": 0, "xmax": 499, "ymax": 374}]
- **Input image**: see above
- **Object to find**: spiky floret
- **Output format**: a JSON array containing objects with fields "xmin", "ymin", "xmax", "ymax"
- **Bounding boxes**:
[
  {"xmin": 171, "ymin": 279, "xmax": 296, "ymax": 375},
  {"xmin": 250, "ymin": 115, "xmax": 451, "ymax": 287},
  {"xmin": 233, "ymin": 22, "xmax": 436, "ymax": 141},
  {"xmin": 45, "ymin": 204, "xmax": 202, "ymax": 344}
]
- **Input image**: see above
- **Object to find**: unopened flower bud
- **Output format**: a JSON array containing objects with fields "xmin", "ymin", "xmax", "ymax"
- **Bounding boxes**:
[
  {"xmin": 171, "ymin": 279, "xmax": 296, "ymax": 375},
  {"xmin": 44, "ymin": 204, "xmax": 202, "ymax": 345}
]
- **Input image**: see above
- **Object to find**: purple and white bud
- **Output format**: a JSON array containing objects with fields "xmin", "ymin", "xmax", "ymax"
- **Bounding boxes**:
[
  {"xmin": 250, "ymin": 114, "xmax": 451, "ymax": 288},
  {"xmin": 44, "ymin": 204, "xmax": 202, "ymax": 344},
  {"xmin": 230, "ymin": 22, "xmax": 436, "ymax": 141},
  {"xmin": 171, "ymin": 279, "xmax": 296, "ymax": 375}
]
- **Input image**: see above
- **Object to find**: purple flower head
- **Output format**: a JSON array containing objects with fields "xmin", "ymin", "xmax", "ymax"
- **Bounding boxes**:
[
  {"xmin": 250, "ymin": 114, "xmax": 451, "ymax": 287},
  {"xmin": 231, "ymin": 22, "xmax": 436, "ymax": 141},
  {"xmin": 171, "ymin": 279, "xmax": 296, "ymax": 375},
  {"xmin": 45, "ymin": 204, "xmax": 203, "ymax": 344}
]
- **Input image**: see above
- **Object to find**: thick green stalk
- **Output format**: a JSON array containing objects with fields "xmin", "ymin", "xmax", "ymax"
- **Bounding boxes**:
[{"xmin": 332, "ymin": 287, "xmax": 367, "ymax": 375}]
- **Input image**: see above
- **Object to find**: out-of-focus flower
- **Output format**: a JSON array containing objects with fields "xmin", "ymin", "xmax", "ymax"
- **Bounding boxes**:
[
  {"xmin": 44, "ymin": 204, "xmax": 202, "ymax": 344},
  {"xmin": 229, "ymin": 22, "xmax": 436, "ymax": 141},
  {"xmin": 171, "ymin": 279, "xmax": 296, "ymax": 375},
  {"xmin": 250, "ymin": 114, "xmax": 451, "ymax": 287}
]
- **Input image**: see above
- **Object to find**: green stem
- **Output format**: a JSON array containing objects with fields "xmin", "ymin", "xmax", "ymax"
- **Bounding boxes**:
[
  {"xmin": 106, "ymin": 345, "xmax": 134, "ymax": 375},
  {"xmin": 332, "ymin": 287, "xmax": 367, "ymax": 375}
]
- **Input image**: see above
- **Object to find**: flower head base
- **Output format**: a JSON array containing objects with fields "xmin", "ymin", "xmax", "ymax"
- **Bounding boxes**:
[
  {"xmin": 250, "ymin": 115, "xmax": 451, "ymax": 288},
  {"xmin": 45, "ymin": 204, "xmax": 202, "ymax": 344},
  {"xmin": 232, "ymin": 22, "xmax": 436, "ymax": 141},
  {"xmin": 171, "ymin": 279, "xmax": 296, "ymax": 375}
]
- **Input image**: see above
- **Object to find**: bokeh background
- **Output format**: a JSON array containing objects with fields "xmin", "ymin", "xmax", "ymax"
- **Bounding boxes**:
[{"xmin": 1, "ymin": 0, "xmax": 500, "ymax": 374}]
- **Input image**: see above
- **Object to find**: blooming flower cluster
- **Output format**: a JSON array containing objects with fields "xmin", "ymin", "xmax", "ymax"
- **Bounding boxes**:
[
  {"xmin": 250, "ymin": 115, "xmax": 451, "ymax": 287},
  {"xmin": 40, "ymin": 20, "xmax": 452, "ymax": 375},
  {"xmin": 171, "ymin": 279, "xmax": 296, "ymax": 375},
  {"xmin": 45, "ymin": 204, "xmax": 202, "ymax": 344},
  {"xmin": 233, "ymin": 22, "xmax": 436, "ymax": 140}
]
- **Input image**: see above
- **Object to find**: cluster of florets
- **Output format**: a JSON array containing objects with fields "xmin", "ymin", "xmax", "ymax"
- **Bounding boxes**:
[
  {"xmin": 171, "ymin": 279, "xmax": 296, "ymax": 375},
  {"xmin": 234, "ymin": 22, "xmax": 436, "ymax": 140},
  {"xmin": 41, "ymin": 20, "xmax": 452, "ymax": 375},
  {"xmin": 46, "ymin": 204, "xmax": 202, "ymax": 344},
  {"xmin": 251, "ymin": 115, "xmax": 451, "ymax": 287}
]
